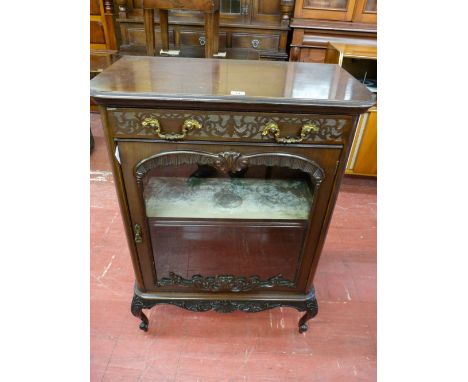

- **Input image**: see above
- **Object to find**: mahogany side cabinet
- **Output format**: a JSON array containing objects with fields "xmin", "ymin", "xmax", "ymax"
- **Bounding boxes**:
[{"xmin": 90, "ymin": 56, "xmax": 374, "ymax": 333}]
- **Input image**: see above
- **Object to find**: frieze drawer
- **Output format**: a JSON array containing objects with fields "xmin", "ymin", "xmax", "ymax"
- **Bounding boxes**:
[
  {"xmin": 107, "ymin": 108, "xmax": 352, "ymax": 145},
  {"xmin": 179, "ymin": 30, "xmax": 227, "ymax": 49}
]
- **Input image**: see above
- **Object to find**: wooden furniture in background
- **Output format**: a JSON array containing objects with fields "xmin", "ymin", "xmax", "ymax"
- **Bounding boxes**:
[
  {"xmin": 324, "ymin": 42, "xmax": 376, "ymax": 176},
  {"xmin": 115, "ymin": 0, "xmax": 295, "ymax": 60},
  {"xmin": 90, "ymin": 56, "xmax": 374, "ymax": 333},
  {"xmin": 91, "ymin": 0, "xmax": 118, "ymax": 51},
  {"xmin": 90, "ymin": 0, "xmax": 118, "ymax": 112},
  {"xmin": 142, "ymin": 0, "xmax": 221, "ymax": 57},
  {"xmin": 294, "ymin": 0, "xmax": 358, "ymax": 21},
  {"xmin": 288, "ymin": 0, "xmax": 377, "ymax": 176},
  {"xmin": 289, "ymin": 0, "xmax": 376, "ymax": 63},
  {"xmin": 347, "ymin": 106, "xmax": 376, "ymax": 175},
  {"xmin": 352, "ymin": 0, "xmax": 377, "ymax": 23},
  {"xmin": 293, "ymin": 0, "xmax": 376, "ymax": 22}
]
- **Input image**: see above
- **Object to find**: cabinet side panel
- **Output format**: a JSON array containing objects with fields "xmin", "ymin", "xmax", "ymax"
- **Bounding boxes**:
[
  {"xmin": 304, "ymin": 114, "xmax": 361, "ymax": 289},
  {"xmin": 99, "ymin": 106, "xmax": 146, "ymax": 290}
]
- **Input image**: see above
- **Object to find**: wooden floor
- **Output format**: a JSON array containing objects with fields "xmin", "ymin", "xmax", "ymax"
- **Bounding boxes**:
[{"xmin": 90, "ymin": 113, "xmax": 377, "ymax": 382}]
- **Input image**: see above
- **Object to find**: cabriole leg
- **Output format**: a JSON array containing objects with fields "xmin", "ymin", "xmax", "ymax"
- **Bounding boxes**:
[
  {"xmin": 298, "ymin": 297, "xmax": 318, "ymax": 333},
  {"xmin": 131, "ymin": 294, "xmax": 150, "ymax": 332}
]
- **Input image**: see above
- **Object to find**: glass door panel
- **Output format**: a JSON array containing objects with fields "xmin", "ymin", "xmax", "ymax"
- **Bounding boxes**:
[
  {"xmin": 144, "ymin": 175, "xmax": 312, "ymax": 219},
  {"xmin": 296, "ymin": 0, "xmax": 356, "ymax": 21},
  {"xmin": 365, "ymin": 0, "xmax": 377, "ymax": 12},
  {"xmin": 138, "ymin": 152, "xmax": 321, "ymax": 291},
  {"xmin": 304, "ymin": 0, "xmax": 350, "ymax": 11},
  {"xmin": 353, "ymin": 0, "xmax": 377, "ymax": 23},
  {"xmin": 221, "ymin": 0, "xmax": 241, "ymax": 13},
  {"xmin": 220, "ymin": 0, "xmax": 246, "ymax": 23}
]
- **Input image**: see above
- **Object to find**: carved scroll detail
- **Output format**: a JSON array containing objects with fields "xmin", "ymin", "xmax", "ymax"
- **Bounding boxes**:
[
  {"xmin": 157, "ymin": 272, "xmax": 295, "ymax": 292},
  {"xmin": 109, "ymin": 110, "xmax": 347, "ymax": 142},
  {"xmin": 130, "ymin": 289, "xmax": 319, "ymax": 332},
  {"xmin": 135, "ymin": 150, "xmax": 325, "ymax": 185}
]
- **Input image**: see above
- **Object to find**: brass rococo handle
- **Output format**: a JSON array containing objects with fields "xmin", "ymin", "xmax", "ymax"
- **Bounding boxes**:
[
  {"xmin": 261, "ymin": 121, "xmax": 319, "ymax": 144},
  {"xmin": 142, "ymin": 117, "xmax": 202, "ymax": 141},
  {"xmin": 134, "ymin": 224, "xmax": 143, "ymax": 244}
]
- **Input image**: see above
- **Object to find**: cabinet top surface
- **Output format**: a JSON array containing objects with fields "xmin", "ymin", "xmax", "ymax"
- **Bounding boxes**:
[{"xmin": 90, "ymin": 56, "xmax": 374, "ymax": 108}]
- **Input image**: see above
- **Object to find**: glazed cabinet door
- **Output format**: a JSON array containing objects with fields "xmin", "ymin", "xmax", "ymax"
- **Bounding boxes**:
[
  {"xmin": 117, "ymin": 141, "xmax": 341, "ymax": 294},
  {"xmin": 294, "ymin": 0, "xmax": 357, "ymax": 21},
  {"xmin": 162, "ymin": 0, "xmax": 248, "ymax": 23},
  {"xmin": 219, "ymin": 0, "xmax": 248, "ymax": 23},
  {"xmin": 352, "ymin": 0, "xmax": 377, "ymax": 23}
]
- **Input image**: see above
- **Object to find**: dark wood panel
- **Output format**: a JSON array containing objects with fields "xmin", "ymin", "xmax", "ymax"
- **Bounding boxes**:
[
  {"xmin": 90, "ymin": 52, "xmax": 115, "ymax": 73},
  {"xmin": 126, "ymin": 26, "xmax": 173, "ymax": 47},
  {"xmin": 231, "ymin": 32, "xmax": 280, "ymax": 51},
  {"xmin": 114, "ymin": 0, "xmax": 291, "ymax": 61},
  {"xmin": 299, "ymin": 47, "xmax": 326, "ymax": 62},
  {"xmin": 90, "ymin": 21, "xmax": 106, "ymax": 44},
  {"xmin": 118, "ymin": 23, "xmax": 288, "ymax": 57},
  {"xmin": 251, "ymin": 0, "xmax": 282, "ymax": 24},
  {"xmin": 142, "ymin": 0, "xmax": 220, "ymax": 11},
  {"xmin": 256, "ymin": 0, "xmax": 281, "ymax": 15},
  {"xmin": 107, "ymin": 108, "xmax": 352, "ymax": 144},
  {"xmin": 90, "ymin": 0, "xmax": 101, "ymax": 15},
  {"xmin": 179, "ymin": 30, "xmax": 227, "ymax": 49}
]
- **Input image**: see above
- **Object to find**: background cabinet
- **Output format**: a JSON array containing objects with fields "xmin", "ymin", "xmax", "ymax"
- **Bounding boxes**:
[
  {"xmin": 346, "ymin": 107, "xmax": 376, "ymax": 175},
  {"xmin": 353, "ymin": 0, "xmax": 377, "ymax": 23},
  {"xmin": 324, "ymin": 42, "xmax": 377, "ymax": 176},
  {"xmin": 90, "ymin": 0, "xmax": 118, "ymax": 51},
  {"xmin": 294, "ymin": 0, "xmax": 375, "ymax": 22},
  {"xmin": 294, "ymin": 0, "xmax": 357, "ymax": 21},
  {"xmin": 90, "ymin": 0, "xmax": 118, "ymax": 111},
  {"xmin": 289, "ymin": 0, "xmax": 376, "ymax": 176},
  {"xmin": 114, "ymin": 0, "xmax": 295, "ymax": 60},
  {"xmin": 290, "ymin": 0, "xmax": 376, "ymax": 63}
]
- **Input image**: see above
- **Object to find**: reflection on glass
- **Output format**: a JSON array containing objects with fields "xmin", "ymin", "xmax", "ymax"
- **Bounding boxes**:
[
  {"xmin": 365, "ymin": 0, "xmax": 377, "ymax": 12},
  {"xmin": 145, "ymin": 177, "xmax": 312, "ymax": 219},
  {"xmin": 142, "ymin": 162, "xmax": 315, "ymax": 284},
  {"xmin": 305, "ymin": 0, "xmax": 349, "ymax": 10},
  {"xmin": 221, "ymin": 0, "xmax": 241, "ymax": 14}
]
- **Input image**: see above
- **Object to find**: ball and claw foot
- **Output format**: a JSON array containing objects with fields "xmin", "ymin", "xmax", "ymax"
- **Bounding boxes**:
[
  {"xmin": 131, "ymin": 294, "xmax": 152, "ymax": 332},
  {"xmin": 139, "ymin": 321, "xmax": 148, "ymax": 332}
]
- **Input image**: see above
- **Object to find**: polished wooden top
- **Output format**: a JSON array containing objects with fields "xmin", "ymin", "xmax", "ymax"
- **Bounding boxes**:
[
  {"xmin": 330, "ymin": 43, "xmax": 377, "ymax": 60},
  {"xmin": 90, "ymin": 56, "xmax": 375, "ymax": 109}
]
